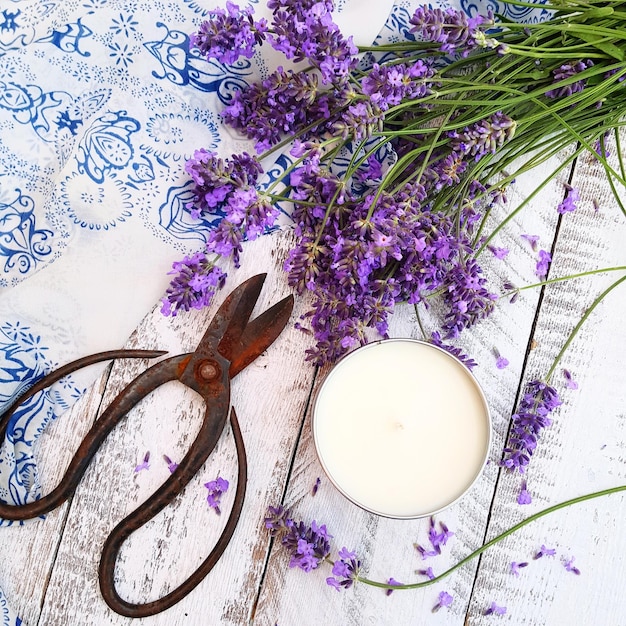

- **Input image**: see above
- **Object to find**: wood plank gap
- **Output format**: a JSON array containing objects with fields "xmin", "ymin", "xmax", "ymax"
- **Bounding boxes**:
[
  {"xmin": 492, "ymin": 153, "xmax": 578, "ymax": 467},
  {"xmin": 463, "ymin": 156, "xmax": 579, "ymax": 619},
  {"xmin": 35, "ymin": 362, "xmax": 116, "ymax": 622},
  {"xmin": 248, "ymin": 364, "xmax": 320, "ymax": 624}
]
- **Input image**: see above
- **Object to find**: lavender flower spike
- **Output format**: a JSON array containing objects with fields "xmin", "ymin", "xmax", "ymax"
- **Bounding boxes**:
[
  {"xmin": 502, "ymin": 380, "xmax": 561, "ymax": 472},
  {"xmin": 191, "ymin": 2, "xmax": 268, "ymax": 65}
]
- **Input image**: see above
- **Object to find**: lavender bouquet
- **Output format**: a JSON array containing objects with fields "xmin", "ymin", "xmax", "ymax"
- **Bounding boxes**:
[
  {"xmin": 158, "ymin": 0, "xmax": 626, "ymax": 596},
  {"xmin": 162, "ymin": 0, "xmax": 625, "ymax": 371}
]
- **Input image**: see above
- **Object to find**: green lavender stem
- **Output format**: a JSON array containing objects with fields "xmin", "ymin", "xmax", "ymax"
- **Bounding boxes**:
[
  {"xmin": 356, "ymin": 482, "xmax": 626, "ymax": 591},
  {"xmin": 545, "ymin": 273, "xmax": 626, "ymax": 381},
  {"xmin": 501, "ymin": 265, "xmax": 626, "ymax": 298}
]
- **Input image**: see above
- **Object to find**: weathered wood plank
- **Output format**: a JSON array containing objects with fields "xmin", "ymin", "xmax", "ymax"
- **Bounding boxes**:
[
  {"xmin": 27, "ymin": 231, "xmax": 315, "ymax": 625},
  {"xmin": 469, "ymin": 129, "xmax": 626, "ymax": 625},
  {"xmin": 253, "ymin": 149, "xmax": 576, "ymax": 625},
  {"xmin": 4, "ymin": 137, "xmax": 625, "ymax": 625}
]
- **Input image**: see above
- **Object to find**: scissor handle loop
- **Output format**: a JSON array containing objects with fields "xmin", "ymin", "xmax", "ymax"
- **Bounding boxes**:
[
  {"xmin": 0, "ymin": 350, "xmax": 170, "ymax": 520},
  {"xmin": 99, "ymin": 407, "xmax": 247, "ymax": 617}
]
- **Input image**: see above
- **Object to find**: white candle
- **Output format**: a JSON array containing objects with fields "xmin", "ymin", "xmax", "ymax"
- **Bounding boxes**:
[{"xmin": 312, "ymin": 339, "xmax": 491, "ymax": 518}]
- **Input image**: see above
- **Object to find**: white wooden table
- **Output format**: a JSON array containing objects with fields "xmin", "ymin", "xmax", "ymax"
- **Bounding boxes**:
[{"xmin": 1, "ymin": 132, "xmax": 625, "ymax": 625}]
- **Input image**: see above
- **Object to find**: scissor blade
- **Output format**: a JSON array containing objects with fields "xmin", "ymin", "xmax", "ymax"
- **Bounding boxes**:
[
  {"xmin": 228, "ymin": 293, "xmax": 294, "ymax": 378},
  {"xmin": 217, "ymin": 273, "xmax": 267, "ymax": 358},
  {"xmin": 194, "ymin": 273, "xmax": 267, "ymax": 362}
]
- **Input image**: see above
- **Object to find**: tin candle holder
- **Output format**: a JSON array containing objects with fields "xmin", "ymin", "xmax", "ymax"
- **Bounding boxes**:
[{"xmin": 312, "ymin": 339, "xmax": 491, "ymax": 519}]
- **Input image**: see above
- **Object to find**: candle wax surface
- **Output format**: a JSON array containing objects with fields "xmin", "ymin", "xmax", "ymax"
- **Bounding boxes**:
[{"xmin": 313, "ymin": 340, "xmax": 490, "ymax": 518}]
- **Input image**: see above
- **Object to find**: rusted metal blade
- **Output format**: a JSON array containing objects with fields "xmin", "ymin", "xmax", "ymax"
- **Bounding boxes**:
[
  {"xmin": 228, "ymin": 293, "xmax": 294, "ymax": 378},
  {"xmin": 191, "ymin": 273, "xmax": 266, "ymax": 364}
]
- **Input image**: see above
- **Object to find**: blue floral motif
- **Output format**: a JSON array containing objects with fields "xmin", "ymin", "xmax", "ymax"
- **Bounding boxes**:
[
  {"xmin": 1, "ymin": 585, "xmax": 22, "ymax": 625},
  {"xmin": 0, "ymin": 81, "xmax": 109, "ymax": 143},
  {"xmin": 144, "ymin": 111, "xmax": 219, "ymax": 160},
  {"xmin": 181, "ymin": 0, "xmax": 212, "ymax": 16},
  {"xmin": 75, "ymin": 110, "xmax": 141, "ymax": 183},
  {"xmin": 0, "ymin": 10, "xmax": 20, "ymax": 36},
  {"xmin": 0, "ymin": 190, "xmax": 53, "ymax": 276},
  {"xmin": 0, "ymin": 322, "xmax": 50, "ymax": 405},
  {"xmin": 110, "ymin": 12, "xmax": 139, "ymax": 38},
  {"xmin": 35, "ymin": 18, "xmax": 93, "ymax": 57},
  {"xmin": 460, "ymin": 0, "xmax": 551, "ymax": 22},
  {"xmin": 144, "ymin": 22, "xmax": 253, "ymax": 103},
  {"xmin": 258, "ymin": 153, "xmax": 296, "ymax": 221},
  {"xmin": 60, "ymin": 172, "xmax": 132, "ymax": 230},
  {"xmin": 127, "ymin": 154, "xmax": 156, "ymax": 186}
]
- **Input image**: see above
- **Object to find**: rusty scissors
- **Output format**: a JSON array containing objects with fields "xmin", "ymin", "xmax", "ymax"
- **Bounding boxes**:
[{"xmin": 0, "ymin": 273, "xmax": 293, "ymax": 618}]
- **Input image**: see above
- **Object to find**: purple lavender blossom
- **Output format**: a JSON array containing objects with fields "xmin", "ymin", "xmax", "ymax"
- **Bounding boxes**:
[
  {"xmin": 534, "ymin": 544, "xmax": 556, "ymax": 559},
  {"xmin": 563, "ymin": 556, "xmax": 581, "ymax": 575},
  {"xmin": 563, "ymin": 369, "xmax": 579, "ymax": 390},
  {"xmin": 284, "ymin": 519, "xmax": 332, "ymax": 572},
  {"xmin": 557, "ymin": 186, "xmax": 580, "ymax": 214},
  {"xmin": 205, "ymin": 476, "xmax": 229, "ymax": 515},
  {"xmin": 484, "ymin": 602, "xmax": 507, "ymax": 616},
  {"xmin": 521, "ymin": 233, "xmax": 540, "ymax": 251},
  {"xmin": 222, "ymin": 68, "xmax": 327, "ymax": 150},
  {"xmin": 510, "ymin": 561, "xmax": 529, "ymax": 576},
  {"xmin": 163, "ymin": 455, "xmax": 179, "ymax": 473},
  {"xmin": 415, "ymin": 543, "xmax": 441, "ymax": 560},
  {"xmin": 326, "ymin": 547, "xmax": 361, "ymax": 591},
  {"xmin": 535, "ymin": 249, "xmax": 552, "ymax": 278},
  {"xmin": 441, "ymin": 257, "xmax": 498, "ymax": 338},
  {"xmin": 312, "ymin": 476, "xmax": 321, "ymax": 496},
  {"xmin": 502, "ymin": 281, "xmax": 520, "ymax": 304},
  {"xmin": 134, "ymin": 451, "xmax": 150, "ymax": 473},
  {"xmin": 160, "ymin": 252, "xmax": 226, "ymax": 316},
  {"xmin": 488, "ymin": 245, "xmax": 509, "ymax": 259},
  {"xmin": 267, "ymin": 0, "xmax": 358, "ymax": 84},
  {"xmin": 449, "ymin": 112, "xmax": 516, "ymax": 161},
  {"xmin": 265, "ymin": 506, "xmax": 332, "ymax": 572},
  {"xmin": 410, "ymin": 6, "xmax": 492, "ymax": 55},
  {"xmin": 185, "ymin": 149, "xmax": 263, "ymax": 211},
  {"xmin": 333, "ymin": 100, "xmax": 384, "ymax": 142},
  {"xmin": 546, "ymin": 60, "xmax": 594, "ymax": 99},
  {"xmin": 385, "ymin": 578, "xmax": 402, "ymax": 596},
  {"xmin": 361, "ymin": 61, "xmax": 434, "ymax": 110},
  {"xmin": 594, "ymin": 136, "xmax": 611, "ymax": 158},
  {"xmin": 265, "ymin": 505, "xmax": 292, "ymax": 536},
  {"xmin": 502, "ymin": 380, "xmax": 561, "ymax": 473},
  {"xmin": 493, "ymin": 347, "xmax": 509, "ymax": 369},
  {"xmin": 517, "ymin": 479, "xmax": 532, "ymax": 504},
  {"xmin": 432, "ymin": 590, "xmax": 454, "ymax": 612},
  {"xmin": 417, "ymin": 566, "xmax": 435, "ymax": 580},
  {"xmin": 415, "ymin": 515, "xmax": 454, "ymax": 560},
  {"xmin": 178, "ymin": 149, "xmax": 278, "ymax": 270},
  {"xmin": 191, "ymin": 2, "xmax": 268, "ymax": 65},
  {"xmin": 430, "ymin": 332, "xmax": 478, "ymax": 371},
  {"xmin": 428, "ymin": 516, "xmax": 454, "ymax": 549}
]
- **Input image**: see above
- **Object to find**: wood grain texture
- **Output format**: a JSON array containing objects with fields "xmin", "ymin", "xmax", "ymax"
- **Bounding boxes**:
[
  {"xmin": 2, "ymin": 140, "xmax": 625, "ymax": 626},
  {"xmin": 468, "ymin": 129, "xmax": 626, "ymax": 625},
  {"xmin": 253, "ymin": 150, "xmax": 578, "ymax": 626}
]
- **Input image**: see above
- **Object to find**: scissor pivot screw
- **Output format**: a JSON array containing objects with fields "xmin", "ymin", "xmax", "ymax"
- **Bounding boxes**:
[{"xmin": 198, "ymin": 360, "xmax": 220, "ymax": 382}]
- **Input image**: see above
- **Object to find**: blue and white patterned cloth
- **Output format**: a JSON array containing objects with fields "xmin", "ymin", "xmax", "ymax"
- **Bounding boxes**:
[{"xmin": 0, "ymin": 0, "xmax": 550, "ymax": 623}]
